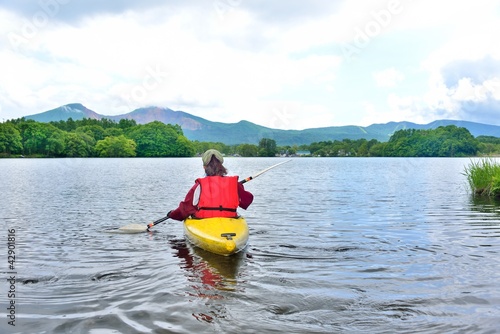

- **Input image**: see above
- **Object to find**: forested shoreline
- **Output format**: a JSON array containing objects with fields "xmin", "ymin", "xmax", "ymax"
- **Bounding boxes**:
[
  {"xmin": 1, "ymin": 118, "xmax": 500, "ymax": 158},
  {"xmin": 0, "ymin": 118, "xmax": 279, "ymax": 158},
  {"xmin": 308, "ymin": 126, "xmax": 487, "ymax": 157}
]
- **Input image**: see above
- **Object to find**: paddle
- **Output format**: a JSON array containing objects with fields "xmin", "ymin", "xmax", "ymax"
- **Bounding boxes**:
[
  {"xmin": 116, "ymin": 215, "xmax": 170, "ymax": 233},
  {"xmin": 239, "ymin": 159, "xmax": 291, "ymax": 184},
  {"xmin": 114, "ymin": 159, "xmax": 292, "ymax": 233}
]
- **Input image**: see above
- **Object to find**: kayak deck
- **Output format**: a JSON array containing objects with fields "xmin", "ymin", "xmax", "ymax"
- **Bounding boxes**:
[{"xmin": 183, "ymin": 216, "xmax": 249, "ymax": 256}]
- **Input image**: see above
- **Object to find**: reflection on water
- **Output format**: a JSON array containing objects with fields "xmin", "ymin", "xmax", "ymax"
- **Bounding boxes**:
[
  {"xmin": 169, "ymin": 239, "xmax": 247, "ymax": 324},
  {"xmin": 0, "ymin": 157, "xmax": 499, "ymax": 333},
  {"xmin": 170, "ymin": 239, "xmax": 246, "ymax": 292},
  {"xmin": 471, "ymin": 195, "xmax": 500, "ymax": 213}
]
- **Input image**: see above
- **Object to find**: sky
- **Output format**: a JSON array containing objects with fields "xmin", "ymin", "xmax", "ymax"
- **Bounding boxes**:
[{"xmin": 1, "ymin": 0, "xmax": 499, "ymax": 130}]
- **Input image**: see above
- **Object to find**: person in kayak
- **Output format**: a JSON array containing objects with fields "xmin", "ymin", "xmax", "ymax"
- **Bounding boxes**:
[{"xmin": 167, "ymin": 149, "xmax": 254, "ymax": 221}]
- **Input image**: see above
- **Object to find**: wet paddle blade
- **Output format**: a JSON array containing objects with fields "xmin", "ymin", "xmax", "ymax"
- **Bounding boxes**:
[
  {"xmin": 117, "ymin": 224, "xmax": 149, "ymax": 233},
  {"xmin": 106, "ymin": 216, "xmax": 169, "ymax": 234}
]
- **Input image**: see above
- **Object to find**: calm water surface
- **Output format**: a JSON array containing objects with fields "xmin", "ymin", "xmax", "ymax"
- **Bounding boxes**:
[{"xmin": 1, "ymin": 157, "xmax": 499, "ymax": 333}]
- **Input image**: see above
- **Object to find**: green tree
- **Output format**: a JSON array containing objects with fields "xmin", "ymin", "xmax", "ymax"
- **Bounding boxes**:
[
  {"xmin": 93, "ymin": 118, "xmax": 117, "ymax": 129},
  {"xmin": 258, "ymin": 138, "xmax": 277, "ymax": 157},
  {"xmin": 50, "ymin": 119, "xmax": 73, "ymax": 132},
  {"xmin": 95, "ymin": 135, "xmax": 136, "ymax": 157},
  {"xmin": 19, "ymin": 121, "xmax": 62, "ymax": 155},
  {"xmin": 104, "ymin": 127, "xmax": 124, "ymax": 137},
  {"xmin": 127, "ymin": 121, "xmax": 193, "ymax": 157},
  {"xmin": 46, "ymin": 130, "xmax": 66, "ymax": 157},
  {"xmin": 238, "ymin": 143, "xmax": 259, "ymax": 157},
  {"xmin": 65, "ymin": 132, "xmax": 95, "ymax": 157},
  {"xmin": 65, "ymin": 118, "xmax": 77, "ymax": 131},
  {"xmin": 0, "ymin": 122, "xmax": 23, "ymax": 155},
  {"xmin": 192, "ymin": 141, "xmax": 230, "ymax": 155},
  {"xmin": 173, "ymin": 135, "xmax": 195, "ymax": 157},
  {"xmin": 383, "ymin": 126, "xmax": 478, "ymax": 157},
  {"xmin": 368, "ymin": 142, "xmax": 387, "ymax": 156},
  {"xmin": 439, "ymin": 125, "xmax": 478, "ymax": 156},
  {"xmin": 118, "ymin": 118, "xmax": 137, "ymax": 130},
  {"xmin": 477, "ymin": 136, "xmax": 500, "ymax": 155},
  {"xmin": 75, "ymin": 125, "xmax": 106, "ymax": 142},
  {"xmin": 19, "ymin": 121, "xmax": 46, "ymax": 155}
]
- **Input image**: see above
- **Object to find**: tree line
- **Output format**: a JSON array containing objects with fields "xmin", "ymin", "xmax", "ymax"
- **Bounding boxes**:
[
  {"xmin": 1, "ymin": 118, "xmax": 499, "ymax": 158},
  {"xmin": 307, "ymin": 126, "xmax": 500, "ymax": 157},
  {"xmin": 0, "ymin": 118, "xmax": 280, "ymax": 158},
  {"xmin": 0, "ymin": 118, "xmax": 189, "ymax": 157}
]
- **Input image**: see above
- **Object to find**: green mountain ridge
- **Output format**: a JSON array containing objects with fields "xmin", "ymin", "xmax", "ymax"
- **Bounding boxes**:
[{"xmin": 24, "ymin": 103, "xmax": 500, "ymax": 145}]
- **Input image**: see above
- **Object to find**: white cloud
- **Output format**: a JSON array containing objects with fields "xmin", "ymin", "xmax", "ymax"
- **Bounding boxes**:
[
  {"xmin": 1, "ymin": 1, "xmax": 500, "ymax": 128},
  {"xmin": 373, "ymin": 68, "xmax": 404, "ymax": 88},
  {"xmin": 360, "ymin": 94, "xmax": 430, "ymax": 126},
  {"xmin": 359, "ymin": 0, "xmax": 500, "ymax": 126}
]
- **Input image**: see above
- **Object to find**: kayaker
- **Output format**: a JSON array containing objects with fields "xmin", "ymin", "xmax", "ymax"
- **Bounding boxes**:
[{"xmin": 167, "ymin": 149, "xmax": 254, "ymax": 221}]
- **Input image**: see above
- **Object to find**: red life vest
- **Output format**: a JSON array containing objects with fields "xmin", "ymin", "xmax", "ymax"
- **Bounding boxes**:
[{"xmin": 194, "ymin": 176, "xmax": 239, "ymax": 218}]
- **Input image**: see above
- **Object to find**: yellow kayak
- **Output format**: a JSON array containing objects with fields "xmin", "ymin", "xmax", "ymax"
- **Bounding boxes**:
[{"xmin": 183, "ymin": 217, "xmax": 249, "ymax": 256}]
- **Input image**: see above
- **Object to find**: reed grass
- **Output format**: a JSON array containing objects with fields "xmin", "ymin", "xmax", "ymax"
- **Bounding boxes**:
[{"xmin": 463, "ymin": 158, "xmax": 500, "ymax": 197}]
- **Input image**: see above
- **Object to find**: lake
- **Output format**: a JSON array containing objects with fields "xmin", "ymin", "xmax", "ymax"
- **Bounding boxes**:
[{"xmin": 1, "ymin": 157, "xmax": 499, "ymax": 333}]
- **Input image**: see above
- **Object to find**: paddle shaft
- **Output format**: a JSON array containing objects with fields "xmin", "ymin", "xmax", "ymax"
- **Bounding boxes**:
[
  {"xmin": 239, "ymin": 159, "xmax": 291, "ymax": 184},
  {"xmin": 147, "ymin": 215, "xmax": 169, "ymax": 229}
]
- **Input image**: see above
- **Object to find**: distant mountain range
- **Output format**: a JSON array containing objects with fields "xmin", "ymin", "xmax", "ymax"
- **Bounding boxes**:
[{"xmin": 24, "ymin": 103, "xmax": 500, "ymax": 145}]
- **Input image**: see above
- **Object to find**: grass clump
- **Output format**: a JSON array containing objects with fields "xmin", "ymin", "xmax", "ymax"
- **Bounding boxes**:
[{"xmin": 463, "ymin": 158, "xmax": 500, "ymax": 197}]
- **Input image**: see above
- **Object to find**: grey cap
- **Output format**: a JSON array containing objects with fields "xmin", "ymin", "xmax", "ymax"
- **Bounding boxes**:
[{"xmin": 202, "ymin": 149, "xmax": 224, "ymax": 166}]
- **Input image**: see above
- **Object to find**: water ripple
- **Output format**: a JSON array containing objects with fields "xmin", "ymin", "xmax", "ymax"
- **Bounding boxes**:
[{"xmin": 1, "ymin": 158, "xmax": 500, "ymax": 333}]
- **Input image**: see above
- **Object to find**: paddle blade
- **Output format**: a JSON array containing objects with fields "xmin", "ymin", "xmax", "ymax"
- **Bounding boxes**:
[
  {"xmin": 118, "ymin": 224, "xmax": 149, "ymax": 233},
  {"xmin": 108, "ymin": 216, "xmax": 168, "ymax": 234}
]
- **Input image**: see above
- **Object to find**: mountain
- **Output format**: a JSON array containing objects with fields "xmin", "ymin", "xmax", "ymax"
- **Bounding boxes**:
[
  {"xmin": 26, "ymin": 103, "xmax": 101, "ymax": 122},
  {"xmin": 106, "ymin": 107, "xmax": 209, "ymax": 131},
  {"xmin": 24, "ymin": 103, "xmax": 500, "ymax": 145}
]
